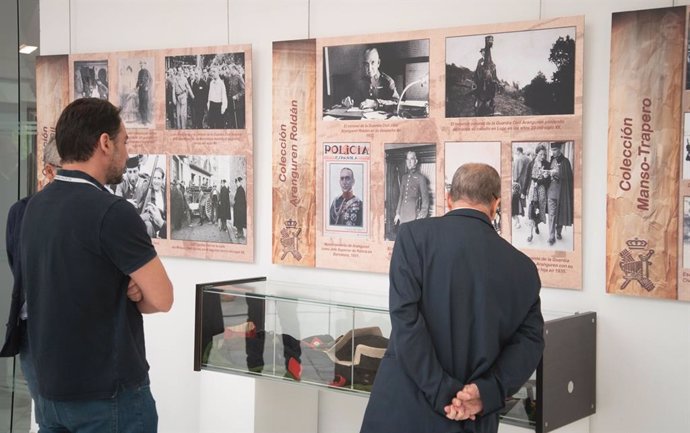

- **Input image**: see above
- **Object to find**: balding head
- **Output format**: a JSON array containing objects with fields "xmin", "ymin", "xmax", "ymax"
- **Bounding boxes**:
[{"xmin": 449, "ymin": 163, "xmax": 500, "ymax": 206}]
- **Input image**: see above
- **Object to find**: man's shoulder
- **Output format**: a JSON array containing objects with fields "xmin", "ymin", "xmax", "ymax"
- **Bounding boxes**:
[
  {"xmin": 380, "ymin": 72, "xmax": 395, "ymax": 84},
  {"xmin": 411, "ymin": 171, "xmax": 428, "ymax": 182},
  {"xmin": 496, "ymin": 236, "xmax": 539, "ymax": 275},
  {"xmin": 9, "ymin": 196, "xmax": 31, "ymax": 214}
]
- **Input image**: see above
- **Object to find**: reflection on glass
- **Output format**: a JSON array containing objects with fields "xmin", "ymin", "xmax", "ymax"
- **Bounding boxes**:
[{"xmin": 198, "ymin": 282, "xmax": 391, "ymax": 393}]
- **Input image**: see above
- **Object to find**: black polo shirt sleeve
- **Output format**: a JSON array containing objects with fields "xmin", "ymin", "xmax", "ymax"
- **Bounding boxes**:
[{"xmin": 100, "ymin": 199, "xmax": 157, "ymax": 275}]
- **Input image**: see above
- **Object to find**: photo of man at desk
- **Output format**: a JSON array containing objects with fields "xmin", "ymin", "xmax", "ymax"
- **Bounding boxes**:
[
  {"xmin": 322, "ymin": 40, "xmax": 429, "ymax": 120},
  {"xmin": 341, "ymin": 48, "xmax": 399, "ymax": 111}
]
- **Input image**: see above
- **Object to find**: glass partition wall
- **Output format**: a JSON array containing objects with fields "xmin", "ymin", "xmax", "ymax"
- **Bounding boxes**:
[{"xmin": 0, "ymin": 0, "xmax": 40, "ymax": 431}]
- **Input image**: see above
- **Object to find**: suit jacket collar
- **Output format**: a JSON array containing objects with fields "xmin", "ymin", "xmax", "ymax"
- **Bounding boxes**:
[{"xmin": 445, "ymin": 208, "xmax": 494, "ymax": 229}]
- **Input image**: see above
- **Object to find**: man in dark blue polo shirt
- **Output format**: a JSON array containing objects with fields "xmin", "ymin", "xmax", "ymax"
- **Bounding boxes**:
[{"xmin": 21, "ymin": 98, "xmax": 174, "ymax": 432}]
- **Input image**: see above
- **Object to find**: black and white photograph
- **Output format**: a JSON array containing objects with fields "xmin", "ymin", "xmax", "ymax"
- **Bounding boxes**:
[
  {"xmin": 680, "ymin": 113, "xmax": 690, "ymax": 179},
  {"xmin": 322, "ymin": 39, "xmax": 429, "ymax": 121},
  {"xmin": 165, "ymin": 52, "xmax": 246, "ymax": 130},
  {"xmin": 118, "ymin": 57, "xmax": 154, "ymax": 128},
  {"xmin": 683, "ymin": 197, "xmax": 690, "ymax": 269},
  {"xmin": 444, "ymin": 141, "xmax": 502, "ymax": 232},
  {"xmin": 106, "ymin": 154, "xmax": 168, "ymax": 239},
  {"xmin": 169, "ymin": 155, "xmax": 247, "ymax": 244},
  {"xmin": 325, "ymin": 162, "xmax": 368, "ymax": 235},
  {"xmin": 74, "ymin": 60, "xmax": 109, "ymax": 100},
  {"xmin": 510, "ymin": 141, "xmax": 575, "ymax": 252},
  {"xmin": 384, "ymin": 144, "xmax": 435, "ymax": 241},
  {"xmin": 446, "ymin": 27, "xmax": 576, "ymax": 117}
]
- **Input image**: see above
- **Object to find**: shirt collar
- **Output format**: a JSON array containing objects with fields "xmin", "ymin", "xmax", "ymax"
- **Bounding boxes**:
[
  {"xmin": 56, "ymin": 169, "xmax": 107, "ymax": 191},
  {"xmin": 445, "ymin": 208, "xmax": 494, "ymax": 229}
]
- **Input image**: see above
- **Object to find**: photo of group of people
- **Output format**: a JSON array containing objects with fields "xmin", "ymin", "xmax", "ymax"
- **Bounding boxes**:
[
  {"xmin": 511, "ymin": 141, "xmax": 575, "ymax": 251},
  {"xmin": 446, "ymin": 27, "xmax": 576, "ymax": 117},
  {"xmin": 169, "ymin": 155, "xmax": 247, "ymax": 245},
  {"xmin": 118, "ymin": 57, "xmax": 154, "ymax": 128},
  {"xmin": 165, "ymin": 52, "xmax": 246, "ymax": 130},
  {"xmin": 106, "ymin": 154, "xmax": 168, "ymax": 239},
  {"xmin": 105, "ymin": 154, "xmax": 249, "ymax": 245},
  {"xmin": 60, "ymin": 45, "xmax": 254, "ymax": 262},
  {"xmin": 322, "ymin": 40, "xmax": 430, "ymax": 120},
  {"xmin": 74, "ymin": 60, "xmax": 109, "ymax": 101}
]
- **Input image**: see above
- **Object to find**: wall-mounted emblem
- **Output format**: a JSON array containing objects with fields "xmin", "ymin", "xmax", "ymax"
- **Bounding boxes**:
[
  {"xmin": 619, "ymin": 238, "xmax": 654, "ymax": 291},
  {"xmin": 280, "ymin": 219, "xmax": 302, "ymax": 260}
]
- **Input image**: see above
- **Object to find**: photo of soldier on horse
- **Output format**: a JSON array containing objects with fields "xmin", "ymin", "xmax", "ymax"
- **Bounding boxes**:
[{"xmin": 445, "ymin": 27, "xmax": 576, "ymax": 118}]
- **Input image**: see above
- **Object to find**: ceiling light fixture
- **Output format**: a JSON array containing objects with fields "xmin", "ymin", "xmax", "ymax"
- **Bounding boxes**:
[{"xmin": 19, "ymin": 44, "xmax": 38, "ymax": 54}]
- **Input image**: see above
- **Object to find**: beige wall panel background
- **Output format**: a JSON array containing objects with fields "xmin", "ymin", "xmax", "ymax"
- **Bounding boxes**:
[{"xmin": 38, "ymin": 1, "xmax": 690, "ymax": 433}]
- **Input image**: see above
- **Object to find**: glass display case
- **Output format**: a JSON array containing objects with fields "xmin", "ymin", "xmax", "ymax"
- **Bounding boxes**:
[
  {"xmin": 194, "ymin": 277, "xmax": 390, "ymax": 394},
  {"xmin": 194, "ymin": 277, "xmax": 596, "ymax": 432}
]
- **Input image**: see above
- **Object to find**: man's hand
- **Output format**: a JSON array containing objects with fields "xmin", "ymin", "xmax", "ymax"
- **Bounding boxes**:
[
  {"xmin": 359, "ymin": 98, "xmax": 377, "ymax": 110},
  {"xmin": 145, "ymin": 203, "xmax": 164, "ymax": 227},
  {"xmin": 127, "ymin": 279, "xmax": 143, "ymax": 303},
  {"xmin": 341, "ymin": 96, "xmax": 354, "ymax": 108},
  {"xmin": 444, "ymin": 383, "xmax": 483, "ymax": 421}
]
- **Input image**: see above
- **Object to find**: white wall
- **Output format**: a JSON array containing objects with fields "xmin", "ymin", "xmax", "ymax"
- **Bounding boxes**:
[{"xmin": 39, "ymin": 0, "xmax": 690, "ymax": 432}]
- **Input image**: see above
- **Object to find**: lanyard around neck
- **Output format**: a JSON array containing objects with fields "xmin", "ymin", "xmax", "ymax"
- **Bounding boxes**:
[{"xmin": 54, "ymin": 174, "xmax": 103, "ymax": 191}]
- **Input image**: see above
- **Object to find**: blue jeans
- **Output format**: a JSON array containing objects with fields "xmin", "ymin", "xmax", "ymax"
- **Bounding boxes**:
[
  {"xmin": 18, "ymin": 322, "xmax": 42, "ymax": 423},
  {"xmin": 36, "ymin": 381, "xmax": 158, "ymax": 433}
]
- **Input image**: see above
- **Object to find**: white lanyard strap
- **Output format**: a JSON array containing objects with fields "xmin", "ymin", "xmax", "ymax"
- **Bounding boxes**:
[{"xmin": 54, "ymin": 174, "xmax": 103, "ymax": 191}]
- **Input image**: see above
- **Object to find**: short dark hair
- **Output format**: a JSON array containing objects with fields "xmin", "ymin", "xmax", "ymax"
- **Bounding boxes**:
[
  {"xmin": 449, "ymin": 163, "xmax": 500, "ymax": 205},
  {"xmin": 55, "ymin": 98, "xmax": 122, "ymax": 163}
]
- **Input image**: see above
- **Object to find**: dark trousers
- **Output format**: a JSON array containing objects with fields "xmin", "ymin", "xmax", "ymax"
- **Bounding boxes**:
[
  {"xmin": 138, "ymin": 89, "xmax": 149, "ymax": 124},
  {"xmin": 547, "ymin": 197, "xmax": 562, "ymax": 242},
  {"xmin": 18, "ymin": 321, "xmax": 42, "ymax": 423},
  {"xmin": 208, "ymin": 101, "xmax": 223, "ymax": 129},
  {"xmin": 226, "ymin": 100, "xmax": 245, "ymax": 129},
  {"xmin": 191, "ymin": 103, "xmax": 205, "ymax": 128}
]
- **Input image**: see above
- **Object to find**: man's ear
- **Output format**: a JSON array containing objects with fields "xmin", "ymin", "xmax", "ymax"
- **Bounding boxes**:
[
  {"xmin": 492, "ymin": 197, "xmax": 501, "ymax": 218},
  {"xmin": 446, "ymin": 193, "xmax": 454, "ymax": 210},
  {"xmin": 97, "ymin": 132, "xmax": 112, "ymax": 155}
]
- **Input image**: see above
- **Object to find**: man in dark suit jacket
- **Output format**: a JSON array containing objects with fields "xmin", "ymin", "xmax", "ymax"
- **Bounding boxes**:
[
  {"xmin": 1, "ymin": 137, "xmax": 62, "ymax": 423},
  {"xmin": 360, "ymin": 163, "xmax": 544, "ymax": 433}
]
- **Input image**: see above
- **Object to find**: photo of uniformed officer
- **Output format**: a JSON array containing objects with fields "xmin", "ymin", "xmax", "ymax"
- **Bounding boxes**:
[
  {"xmin": 325, "ymin": 163, "xmax": 367, "ymax": 233},
  {"xmin": 384, "ymin": 144, "xmax": 436, "ymax": 241}
]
